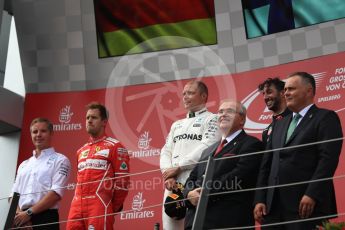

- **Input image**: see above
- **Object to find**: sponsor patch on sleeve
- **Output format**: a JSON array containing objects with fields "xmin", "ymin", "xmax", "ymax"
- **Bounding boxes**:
[
  {"xmin": 118, "ymin": 147, "xmax": 128, "ymax": 155},
  {"xmin": 59, "ymin": 163, "xmax": 70, "ymax": 176},
  {"xmin": 120, "ymin": 162, "xmax": 128, "ymax": 170}
]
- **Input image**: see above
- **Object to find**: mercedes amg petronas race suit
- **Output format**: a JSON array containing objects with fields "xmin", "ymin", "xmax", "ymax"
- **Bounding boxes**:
[
  {"xmin": 160, "ymin": 108, "xmax": 221, "ymax": 230},
  {"xmin": 67, "ymin": 136, "xmax": 130, "ymax": 230}
]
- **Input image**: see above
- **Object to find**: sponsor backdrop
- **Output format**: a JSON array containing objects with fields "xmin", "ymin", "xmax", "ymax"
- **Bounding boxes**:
[{"xmin": 17, "ymin": 51, "xmax": 345, "ymax": 229}]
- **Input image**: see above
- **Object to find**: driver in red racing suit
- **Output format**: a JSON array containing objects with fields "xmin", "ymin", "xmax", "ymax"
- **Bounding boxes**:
[{"xmin": 67, "ymin": 103, "xmax": 130, "ymax": 230}]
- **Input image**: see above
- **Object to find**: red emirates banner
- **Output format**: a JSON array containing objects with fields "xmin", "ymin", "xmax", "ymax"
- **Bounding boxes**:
[{"xmin": 18, "ymin": 52, "xmax": 345, "ymax": 229}]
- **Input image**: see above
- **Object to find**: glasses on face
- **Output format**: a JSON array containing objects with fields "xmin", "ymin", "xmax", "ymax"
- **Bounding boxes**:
[{"xmin": 218, "ymin": 108, "xmax": 239, "ymax": 115}]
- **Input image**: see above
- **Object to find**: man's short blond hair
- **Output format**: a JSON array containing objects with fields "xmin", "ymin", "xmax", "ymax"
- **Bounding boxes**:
[{"xmin": 30, "ymin": 117, "xmax": 53, "ymax": 133}]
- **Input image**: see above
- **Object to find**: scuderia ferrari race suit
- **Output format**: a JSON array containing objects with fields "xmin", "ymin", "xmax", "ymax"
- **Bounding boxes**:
[
  {"xmin": 160, "ymin": 108, "xmax": 221, "ymax": 230},
  {"xmin": 67, "ymin": 136, "xmax": 130, "ymax": 230}
]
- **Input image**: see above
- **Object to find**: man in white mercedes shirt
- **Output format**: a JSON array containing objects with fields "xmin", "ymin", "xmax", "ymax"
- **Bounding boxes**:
[
  {"xmin": 11, "ymin": 117, "xmax": 71, "ymax": 229},
  {"xmin": 160, "ymin": 80, "xmax": 221, "ymax": 230}
]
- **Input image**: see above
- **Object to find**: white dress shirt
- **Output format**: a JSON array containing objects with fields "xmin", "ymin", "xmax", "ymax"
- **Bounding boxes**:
[
  {"xmin": 223, "ymin": 129, "xmax": 242, "ymax": 146},
  {"xmin": 11, "ymin": 147, "xmax": 71, "ymax": 210},
  {"xmin": 294, "ymin": 103, "xmax": 314, "ymax": 126}
]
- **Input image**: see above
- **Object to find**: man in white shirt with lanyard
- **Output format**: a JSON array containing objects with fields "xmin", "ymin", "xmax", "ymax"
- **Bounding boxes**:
[
  {"xmin": 11, "ymin": 117, "xmax": 71, "ymax": 229},
  {"xmin": 160, "ymin": 80, "xmax": 221, "ymax": 230}
]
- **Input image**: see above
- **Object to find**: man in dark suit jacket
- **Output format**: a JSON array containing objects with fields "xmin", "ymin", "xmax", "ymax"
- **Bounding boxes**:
[
  {"xmin": 254, "ymin": 72, "xmax": 343, "ymax": 229},
  {"xmin": 183, "ymin": 100, "xmax": 264, "ymax": 229}
]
